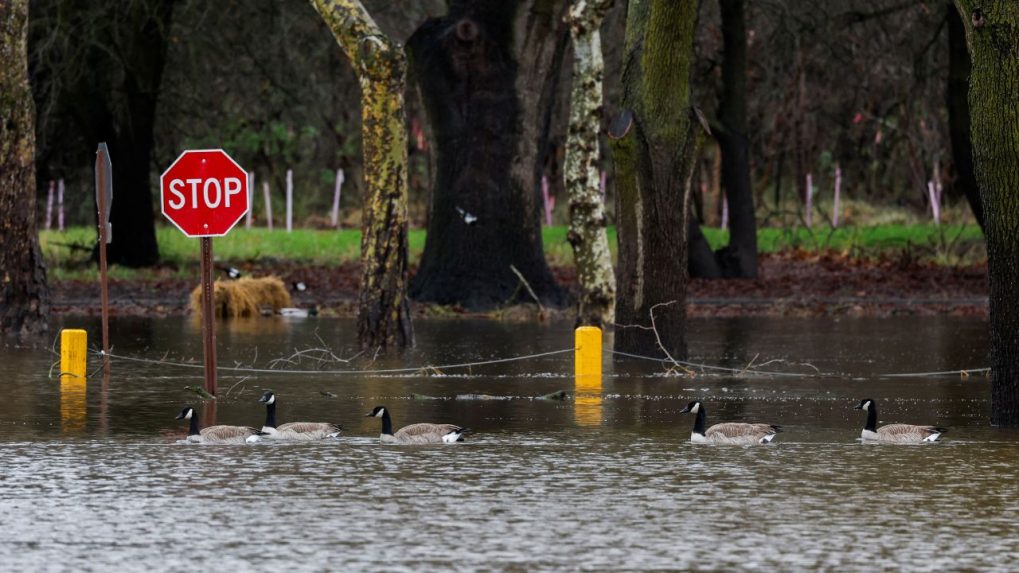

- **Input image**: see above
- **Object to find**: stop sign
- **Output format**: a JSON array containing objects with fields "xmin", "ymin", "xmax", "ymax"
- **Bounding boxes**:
[{"xmin": 161, "ymin": 149, "xmax": 249, "ymax": 237}]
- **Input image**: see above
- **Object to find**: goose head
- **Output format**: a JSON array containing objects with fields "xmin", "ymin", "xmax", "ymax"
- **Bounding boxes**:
[
  {"xmin": 854, "ymin": 399, "xmax": 874, "ymax": 411},
  {"xmin": 175, "ymin": 406, "xmax": 195, "ymax": 420},
  {"xmin": 258, "ymin": 391, "xmax": 276, "ymax": 405},
  {"xmin": 679, "ymin": 401, "xmax": 702, "ymax": 414},
  {"xmin": 366, "ymin": 406, "xmax": 387, "ymax": 418}
]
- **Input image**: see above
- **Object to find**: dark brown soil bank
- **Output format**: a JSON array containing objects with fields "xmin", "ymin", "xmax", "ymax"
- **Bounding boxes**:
[{"xmin": 51, "ymin": 253, "xmax": 988, "ymax": 319}]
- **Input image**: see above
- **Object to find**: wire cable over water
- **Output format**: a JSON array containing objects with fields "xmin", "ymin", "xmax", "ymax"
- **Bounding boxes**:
[{"xmin": 94, "ymin": 347, "xmax": 989, "ymax": 380}]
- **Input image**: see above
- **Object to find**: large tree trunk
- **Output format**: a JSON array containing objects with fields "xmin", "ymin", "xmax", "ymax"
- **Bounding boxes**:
[
  {"xmin": 0, "ymin": 0, "xmax": 49, "ymax": 338},
  {"xmin": 311, "ymin": 0, "xmax": 414, "ymax": 350},
  {"xmin": 564, "ymin": 0, "xmax": 616, "ymax": 327},
  {"xmin": 946, "ymin": 2, "xmax": 985, "ymax": 232},
  {"xmin": 407, "ymin": 0, "xmax": 567, "ymax": 310},
  {"xmin": 954, "ymin": 0, "xmax": 1019, "ymax": 425},
  {"xmin": 713, "ymin": 0, "xmax": 758, "ymax": 278},
  {"xmin": 609, "ymin": 1, "xmax": 702, "ymax": 359},
  {"xmin": 62, "ymin": 1, "xmax": 174, "ymax": 268}
]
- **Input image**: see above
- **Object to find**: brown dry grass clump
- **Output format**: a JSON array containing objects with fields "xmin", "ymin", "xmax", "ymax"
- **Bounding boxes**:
[{"xmin": 189, "ymin": 276, "xmax": 292, "ymax": 318}]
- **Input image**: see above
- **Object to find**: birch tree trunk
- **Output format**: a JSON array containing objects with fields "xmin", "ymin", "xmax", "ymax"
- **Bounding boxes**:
[
  {"xmin": 609, "ymin": 0, "xmax": 702, "ymax": 359},
  {"xmin": 0, "ymin": 0, "xmax": 49, "ymax": 338},
  {"xmin": 311, "ymin": 0, "xmax": 413, "ymax": 350},
  {"xmin": 564, "ymin": 0, "xmax": 616, "ymax": 327},
  {"xmin": 954, "ymin": 0, "xmax": 1019, "ymax": 425}
]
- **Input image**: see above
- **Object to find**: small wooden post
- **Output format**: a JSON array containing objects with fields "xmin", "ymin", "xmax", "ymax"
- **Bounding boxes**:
[
  {"xmin": 286, "ymin": 168, "xmax": 293, "ymax": 233},
  {"xmin": 263, "ymin": 181, "xmax": 273, "ymax": 230},
  {"xmin": 60, "ymin": 329, "xmax": 88, "ymax": 380},
  {"xmin": 805, "ymin": 172, "xmax": 814, "ymax": 228},
  {"xmin": 832, "ymin": 163, "xmax": 842, "ymax": 228},
  {"xmin": 331, "ymin": 168, "xmax": 344, "ymax": 228},
  {"xmin": 45, "ymin": 180, "xmax": 54, "ymax": 230},
  {"xmin": 245, "ymin": 172, "xmax": 254, "ymax": 229},
  {"xmin": 57, "ymin": 179, "xmax": 65, "ymax": 231},
  {"xmin": 200, "ymin": 237, "xmax": 218, "ymax": 396},
  {"xmin": 95, "ymin": 143, "xmax": 112, "ymax": 376}
]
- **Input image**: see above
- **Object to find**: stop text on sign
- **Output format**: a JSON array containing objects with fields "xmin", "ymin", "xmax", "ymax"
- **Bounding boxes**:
[
  {"xmin": 160, "ymin": 149, "xmax": 249, "ymax": 237},
  {"xmin": 166, "ymin": 177, "xmax": 244, "ymax": 210}
]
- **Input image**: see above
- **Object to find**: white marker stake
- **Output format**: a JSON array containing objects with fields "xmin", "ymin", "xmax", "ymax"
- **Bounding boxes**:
[
  {"xmin": 928, "ymin": 181, "xmax": 941, "ymax": 226},
  {"xmin": 331, "ymin": 168, "xmax": 344, "ymax": 228},
  {"xmin": 46, "ymin": 180, "xmax": 54, "ymax": 230},
  {"xmin": 832, "ymin": 164, "xmax": 842, "ymax": 228},
  {"xmin": 263, "ymin": 180, "xmax": 273, "ymax": 230},
  {"xmin": 57, "ymin": 179, "xmax": 65, "ymax": 231},
  {"xmin": 286, "ymin": 168, "xmax": 293, "ymax": 233},
  {"xmin": 805, "ymin": 172, "xmax": 814, "ymax": 228},
  {"xmin": 246, "ymin": 172, "xmax": 254, "ymax": 229}
]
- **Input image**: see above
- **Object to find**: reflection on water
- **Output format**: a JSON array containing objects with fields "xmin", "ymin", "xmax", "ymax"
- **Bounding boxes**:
[
  {"xmin": 1, "ymin": 316, "xmax": 1015, "ymax": 571},
  {"xmin": 59, "ymin": 377, "xmax": 86, "ymax": 434},
  {"xmin": 574, "ymin": 374, "xmax": 603, "ymax": 427}
]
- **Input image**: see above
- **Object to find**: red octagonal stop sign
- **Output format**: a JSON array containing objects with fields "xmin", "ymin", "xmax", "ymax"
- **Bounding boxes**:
[{"xmin": 161, "ymin": 149, "xmax": 249, "ymax": 237}]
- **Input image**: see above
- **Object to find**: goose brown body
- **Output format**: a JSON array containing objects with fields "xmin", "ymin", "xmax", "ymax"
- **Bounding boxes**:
[
  {"xmin": 368, "ymin": 406, "xmax": 466, "ymax": 444},
  {"xmin": 175, "ymin": 407, "xmax": 262, "ymax": 444},
  {"xmin": 258, "ymin": 392, "xmax": 342, "ymax": 441},
  {"xmin": 855, "ymin": 399, "xmax": 946, "ymax": 443},
  {"xmin": 680, "ymin": 401, "xmax": 781, "ymax": 445}
]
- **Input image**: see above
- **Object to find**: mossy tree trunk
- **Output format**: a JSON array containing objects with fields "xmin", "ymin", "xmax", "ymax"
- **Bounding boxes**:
[
  {"xmin": 407, "ymin": 0, "xmax": 568, "ymax": 311},
  {"xmin": 609, "ymin": 0, "xmax": 702, "ymax": 359},
  {"xmin": 0, "ymin": 0, "xmax": 49, "ymax": 338},
  {"xmin": 564, "ymin": 0, "xmax": 616, "ymax": 327},
  {"xmin": 311, "ymin": 0, "xmax": 413, "ymax": 350},
  {"xmin": 954, "ymin": 0, "xmax": 1019, "ymax": 425}
]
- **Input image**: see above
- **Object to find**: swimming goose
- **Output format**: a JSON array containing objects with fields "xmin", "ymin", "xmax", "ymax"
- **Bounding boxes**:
[
  {"xmin": 258, "ymin": 391, "xmax": 342, "ymax": 440},
  {"xmin": 366, "ymin": 406, "xmax": 466, "ymax": 444},
  {"xmin": 679, "ymin": 401, "xmax": 781, "ymax": 445},
  {"xmin": 175, "ymin": 406, "xmax": 262, "ymax": 444},
  {"xmin": 854, "ymin": 398, "xmax": 946, "ymax": 443}
]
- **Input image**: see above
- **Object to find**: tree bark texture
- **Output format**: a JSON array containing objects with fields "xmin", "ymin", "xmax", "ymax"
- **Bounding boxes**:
[
  {"xmin": 0, "ymin": 0, "xmax": 49, "ymax": 338},
  {"xmin": 312, "ymin": 0, "xmax": 414, "ymax": 350},
  {"xmin": 954, "ymin": 0, "xmax": 1019, "ymax": 425},
  {"xmin": 564, "ymin": 0, "xmax": 616, "ymax": 327},
  {"xmin": 407, "ymin": 0, "xmax": 568, "ymax": 310},
  {"xmin": 60, "ymin": 0, "xmax": 174, "ymax": 268},
  {"xmin": 714, "ymin": 0, "xmax": 757, "ymax": 278},
  {"xmin": 947, "ymin": 2, "xmax": 985, "ymax": 231},
  {"xmin": 610, "ymin": 0, "xmax": 701, "ymax": 359}
]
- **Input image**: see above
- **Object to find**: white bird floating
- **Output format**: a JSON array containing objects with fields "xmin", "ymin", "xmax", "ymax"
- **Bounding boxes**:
[{"xmin": 455, "ymin": 206, "xmax": 478, "ymax": 225}]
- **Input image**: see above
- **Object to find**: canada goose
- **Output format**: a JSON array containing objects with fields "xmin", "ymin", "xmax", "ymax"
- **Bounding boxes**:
[
  {"xmin": 175, "ymin": 406, "xmax": 262, "ymax": 444},
  {"xmin": 679, "ymin": 401, "xmax": 781, "ymax": 445},
  {"xmin": 854, "ymin": 398, "xmax": 947, "ymax": 443},
  {"xmin": 366, "ymin": 406, "xmax": 466, "ymax": 444},
  {"xmin": 257, "ymin": 391, "xmax": 342, "ymax": 440}
]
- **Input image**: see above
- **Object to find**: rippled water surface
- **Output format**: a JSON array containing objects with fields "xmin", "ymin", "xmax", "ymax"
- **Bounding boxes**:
[{"xmin": 2, "ymin": 316, "xmax": 1017, "ymax": 572}]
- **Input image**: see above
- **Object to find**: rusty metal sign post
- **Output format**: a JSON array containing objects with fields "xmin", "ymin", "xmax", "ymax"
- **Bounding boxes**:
[
  {"xmin": 95, "ymin": 143, "xmax": 113, "ymax": 377},
  {"xmin": 160, "ymin": 149, "xmax": 250, "ymax": 397}
]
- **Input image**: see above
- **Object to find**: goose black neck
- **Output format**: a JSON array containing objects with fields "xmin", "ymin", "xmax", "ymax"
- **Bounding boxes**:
[
  {"xmin": 864, "ymin": 405, "xmax": 877, "ymax": 432},
  {"xmin": 381, "ymin": 410, "xmax": 393, "ymax": 435},
  {"xmin": 188, "ymin": 414, "xmax": 200, "ymax": 436},
  {"xmin": 692, "ymin": 408, "xmax": 707, "ymax": 435},
  {"xmin": 264, "ymin": 402, "xmax": 278, "ymax": 429}
]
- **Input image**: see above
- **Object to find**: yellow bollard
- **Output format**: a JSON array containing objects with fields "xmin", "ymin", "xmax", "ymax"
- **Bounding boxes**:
[
  {"xmin": 575, "ymin": 326, "xmax": 603, "ymax": 426},
  {"xmin": 60, "ymin": 329, "xmax": 88, "ymax": 381},
  {"xmin": 575, "ymin": 326, "xmax": 602, "ymax": 379}
]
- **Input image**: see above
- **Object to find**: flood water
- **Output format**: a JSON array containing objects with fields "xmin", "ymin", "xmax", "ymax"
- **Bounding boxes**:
[{"xmin": 2, "ymin": 316, "xmax": 1017, "ymax": 571}]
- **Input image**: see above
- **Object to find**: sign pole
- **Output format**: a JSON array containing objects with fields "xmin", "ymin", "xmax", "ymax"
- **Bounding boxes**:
[
  {"xmin": 200, "ymin": 236, "xmax": 217, "ymax": 396},
  {"xmin": 95, "ymin": 143, "xmax": 112, "ymax": 377}
]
